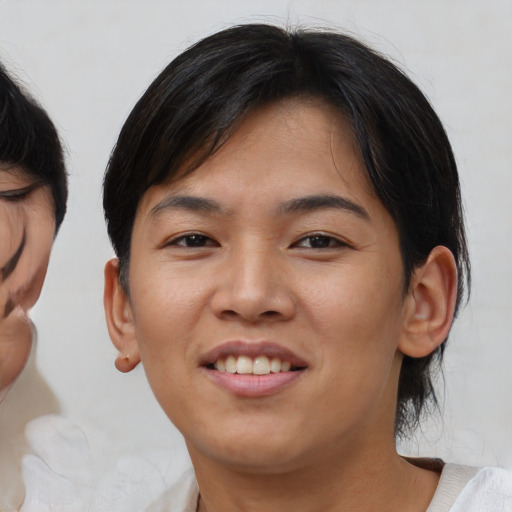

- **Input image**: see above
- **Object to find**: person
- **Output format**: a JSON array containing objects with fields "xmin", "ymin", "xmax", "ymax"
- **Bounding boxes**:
[
  {"xmin": 103, "ymin": 24, "xmax": 512, "ymax": 511},
  {"xmin": 0, "ymin": 63, "xmax": 67, "ymax": 401},
  {"xmin": 0, "ymin": 62, "xmax": 67, "ymax": 509},
  {"xmin": 0, "ymin": 62, "xmax": 169, "ymax": 512}
]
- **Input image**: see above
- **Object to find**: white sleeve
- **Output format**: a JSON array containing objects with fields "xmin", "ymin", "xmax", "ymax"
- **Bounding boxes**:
[
  {"xmin": 450, "ymin": 467, "xmax": 512, "ymax": 512},
  {"xmin": 20, "ymin": 414, "xmax": 171, "ymax": 512}
]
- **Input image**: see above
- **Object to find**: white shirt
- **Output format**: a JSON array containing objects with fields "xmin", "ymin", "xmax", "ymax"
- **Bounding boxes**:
[
  {"xmin": 428, "ymin": 464, "xmax": 512, "ymax": 512},
  {"xmin": 145, "ymin": 464, "xmax": 512, "ymax": 512},
  {"xmin": 144, "ymin": 469, "xmax": 198, "ymax": 512}
]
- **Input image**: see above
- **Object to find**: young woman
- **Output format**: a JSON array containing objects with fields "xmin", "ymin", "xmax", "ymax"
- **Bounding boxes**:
[
  {"xmin": 103, "ymin": 24, "xmax": 511, "ymax": 511},
  {"xmin": 0, "ymin": 63, "xmax": 67, "ymax": 402},
  {"xmin": 0, "ymin": 62, "xmax": 67, "ymax": 509}
]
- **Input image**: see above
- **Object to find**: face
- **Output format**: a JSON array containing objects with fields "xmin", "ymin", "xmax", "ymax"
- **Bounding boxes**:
[
  {"xmin": 0, "ymin": 166, "xmax": 55, "ymax": 401},
  {"xmin": 118, "ymin": 99, "xmax": 411, "ymax": 472}
]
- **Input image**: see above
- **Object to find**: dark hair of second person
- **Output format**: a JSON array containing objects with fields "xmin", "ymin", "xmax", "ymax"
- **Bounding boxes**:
[{"xmin": 0, "ymin": 63, "xmax": 67, "ymax": 230}]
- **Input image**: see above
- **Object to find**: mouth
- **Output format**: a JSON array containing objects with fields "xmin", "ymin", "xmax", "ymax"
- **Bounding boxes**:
[
  {"xmin": 208, "ymin": 355, "xmax": 301, "ymax": 375},
  {"xmin": 200, "ymin": 341, "xmax": 307, "ymax": 397}
]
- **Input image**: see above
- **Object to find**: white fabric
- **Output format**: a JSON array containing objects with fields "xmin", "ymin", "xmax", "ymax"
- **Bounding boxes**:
[
  {"xmin": 144, "ymin": 469, "xmax": 198, "ymax": 512},
  {"xmin": 20, "ymin": 414, "xmax": 174, "ymax": 512},
  {"xmin": 432, "ymin": 465, "xmax": 512, "ymax": 512},
  {"xmin": 0, "ymin": 329, "xmax": 60, "ymax": 512},
  {"xmin": 426, "ymin": 464, "xmax": 480, "ymax": 511},
  {"xmin": 146, "ymin": 464, "xmax": 512, "ymax": 512}
]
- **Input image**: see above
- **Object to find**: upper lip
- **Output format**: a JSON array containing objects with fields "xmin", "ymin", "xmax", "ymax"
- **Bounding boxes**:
[{"xmin": 199, "ymin": 341, "xmax": 308, "ymax": 368}]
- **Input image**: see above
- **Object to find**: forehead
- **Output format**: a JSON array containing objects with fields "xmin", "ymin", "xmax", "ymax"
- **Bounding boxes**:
[
  {"xmin": 137, "ymin": 98, "xmax": 376, "ymax": 216},
  {"xmin": 0, "ymin": 165, "xmax": 35, "ymax": 186}
]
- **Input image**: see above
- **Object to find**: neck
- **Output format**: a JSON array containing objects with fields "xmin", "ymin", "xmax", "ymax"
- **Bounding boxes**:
[{"xmin": 189, "ymin": 439, "xmax": 440, "ymax": 512}]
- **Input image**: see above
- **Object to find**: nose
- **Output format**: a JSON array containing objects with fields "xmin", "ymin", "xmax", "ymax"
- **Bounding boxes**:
[{"xmin": 210, "ymin": 245, "xmax": 296, "ymax": 324}]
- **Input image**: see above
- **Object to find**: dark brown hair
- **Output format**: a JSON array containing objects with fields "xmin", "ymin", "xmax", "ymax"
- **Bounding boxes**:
[{"xmin": 0, "ymin": 63, "xmax": 67, "ymax": 229}]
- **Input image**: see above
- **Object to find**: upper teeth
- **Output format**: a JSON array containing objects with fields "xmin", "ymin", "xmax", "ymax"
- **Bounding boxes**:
[{"xmin": 214, "ymin": 355, "xmax": 292, "ymax": 375}]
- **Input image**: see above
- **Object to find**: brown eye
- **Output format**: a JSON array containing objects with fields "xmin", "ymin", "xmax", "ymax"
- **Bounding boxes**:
[
  {"xmin": 170, "ymin": 234, "xmax": 218, "ymax": 248},
  {"xmin": 295, "ymin": 235, "xmax": 344, "ymax": 249},
  {"xmin": 307, "ymin": 235, "xmax": 332, "ymax": 248}
]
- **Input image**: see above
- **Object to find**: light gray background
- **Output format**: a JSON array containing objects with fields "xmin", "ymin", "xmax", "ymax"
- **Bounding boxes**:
[{"xmin": 1, "ymin": 0, "xmax": 511, "ymax": 485}]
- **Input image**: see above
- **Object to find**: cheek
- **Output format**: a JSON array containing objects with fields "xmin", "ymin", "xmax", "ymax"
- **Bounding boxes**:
[
  {"xmin": 298, "ymin": 269, "xmax": 404, "ymax": 433},
  {"xmin": 0, "ymin": 309, "xmax": 32, "ymax": 398},
  {"xmin": 129, "ymin": 271, "xmax": 209, "ymax": 425},
  {"xmin": 303, "ymin": 260, "xmax": 403, "ymax": 330},
  {"xmin": 16, "ymin": 214, "xmax": 55, "ymax": 311},
  {"xmin": 298, "ymin": 256, "xmax": 405, "ymax": 383},
  {"xmin": 0, "ymin": 203, "xmax": 25, "ymax": 266},
  {"xmin": 129, "ymin": 265, "xmax": 212, "ymax": 361}
]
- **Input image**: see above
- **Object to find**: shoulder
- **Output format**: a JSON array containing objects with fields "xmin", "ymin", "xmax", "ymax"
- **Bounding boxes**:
[
  {"xmin": 451, "ymin": 465, "xmax": 512, "ymax": 512},
  {"xmin": 428, "ymin": 463, "xmax": 512, "ymax": 512},
  {"xmin": 144, "ymin": 469, "xmax": 199, "ymax": 512}
]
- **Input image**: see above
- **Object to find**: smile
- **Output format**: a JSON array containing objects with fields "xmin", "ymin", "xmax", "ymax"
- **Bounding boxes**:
[
  {"xmin": 213, "ymin": 355, "xmax": 294, "ymax": 375},
  {"xmin": 201, "ymin": 341, "xmax": 307, "ymax": 397}
]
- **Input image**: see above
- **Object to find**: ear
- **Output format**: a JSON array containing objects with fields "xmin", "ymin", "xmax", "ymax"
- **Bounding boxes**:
[
  {"xmin": 398, "ymin": 246, "xmax": 458, "ymax": 358},
  {"xmin": 104, "ymin": 258, "xmax": 141, "ymax": 372}
]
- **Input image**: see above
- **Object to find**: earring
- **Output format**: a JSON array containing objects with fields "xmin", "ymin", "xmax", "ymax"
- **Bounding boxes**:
[{"xmin": 115, "ymin": 353, "xmax": 137, "ymax": 373}]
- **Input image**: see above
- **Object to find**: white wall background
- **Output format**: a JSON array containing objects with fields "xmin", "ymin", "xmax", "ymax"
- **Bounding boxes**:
[{"xmin": 0, "ymin": 0, "xmax": 511, "ymax": 493}]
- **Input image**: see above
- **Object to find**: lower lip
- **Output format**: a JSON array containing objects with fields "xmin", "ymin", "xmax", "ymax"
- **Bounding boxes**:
[{"xmin": 203, "ymin": 368, "xmax": 304, "ymax": 397}]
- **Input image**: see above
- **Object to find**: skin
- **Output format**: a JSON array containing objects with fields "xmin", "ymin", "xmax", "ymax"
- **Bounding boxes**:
[
  {"xmin": 105, "ymin": 98, "xmax": 457, "ymax": 511},
  {"xmin": 0, "ymin": 167, "xmax": 55, "ymax": 401}
]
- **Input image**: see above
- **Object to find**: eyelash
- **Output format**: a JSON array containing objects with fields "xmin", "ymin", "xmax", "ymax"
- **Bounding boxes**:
[
  {"xmin": 0, "ymin": 185, "xmax": 36, "ymax": 202},
  {"xmin": 166, "ymin": 233, "xmax": 219, "ymax": 248},
  {"xmin": 165, "ymin": 232, "xmax": 348, "ymax": 250},
  {"xmin": 292, "ymin": 233, "xmax": 349, "ymax": 249}
]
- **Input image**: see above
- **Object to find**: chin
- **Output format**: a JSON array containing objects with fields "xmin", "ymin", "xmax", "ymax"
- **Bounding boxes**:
[{"xmin": 185, "ymin": 419, "xmax": 313, "ymax": 474}]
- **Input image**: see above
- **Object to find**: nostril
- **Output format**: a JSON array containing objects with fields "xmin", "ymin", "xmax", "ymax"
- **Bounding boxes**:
[
  {"xmin": 261, "ymin": 310, "xmax": 280, "ymax": 317},
  {"xmin": 220, "ymin": 309, "xmax": 281, "ymax": 321},
  {"xmin": 222, "ymin": 310, "xmax": 238, "ymax": 319}
]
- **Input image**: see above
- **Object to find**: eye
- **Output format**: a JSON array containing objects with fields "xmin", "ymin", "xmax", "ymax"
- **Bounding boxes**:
[
  {"xmin": 0, "ymin": 185, "xmax": 36, "ymax": 202},
  {"xmin": 293, "ymin": 234, "xmax": 347, "ymax": 249},
  {"xmin": 167, "ymin": 233, "xmax": 218, "ymax": 248}
]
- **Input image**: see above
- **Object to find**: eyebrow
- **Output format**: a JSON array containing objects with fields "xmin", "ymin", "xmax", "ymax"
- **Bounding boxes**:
[
  {"xmin": 149, "ymin": 195, "xmax": 225, "ymax": 218},
  {"xmin": 279, "ymin": 194, "xmax": 370, "ymax": 220},
  {"xmin": 149, "ymin": 193, "xmax": 370, "ymax": 221}
]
